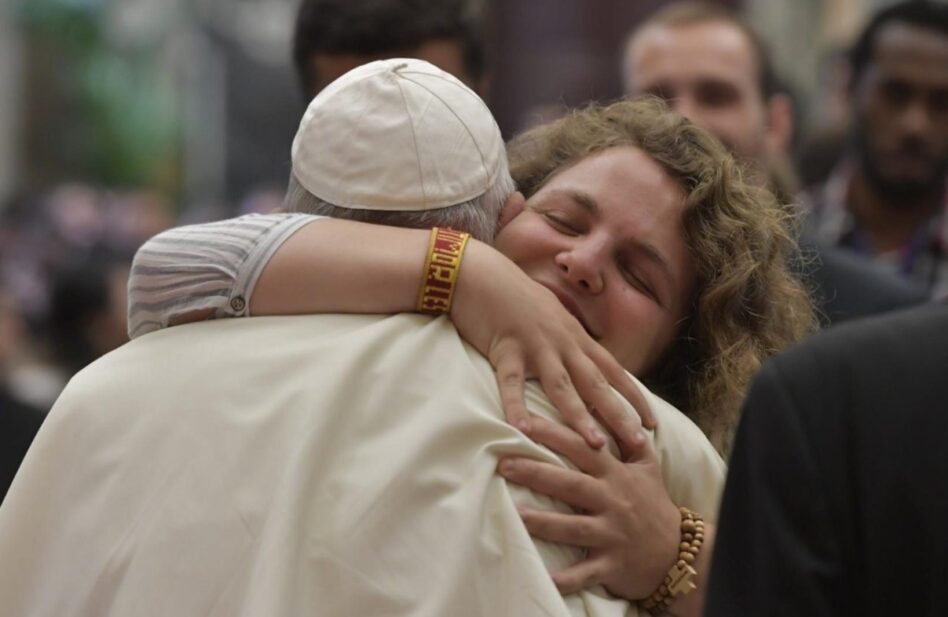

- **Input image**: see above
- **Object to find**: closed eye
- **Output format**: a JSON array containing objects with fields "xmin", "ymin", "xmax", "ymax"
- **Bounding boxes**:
[
  {"xmin": 620, "ymin": 264, "xmax": 660, "ymax": 304},
  {"xmin": 543, "ymin": 212, "xmax": 580, "ymax": 235}
]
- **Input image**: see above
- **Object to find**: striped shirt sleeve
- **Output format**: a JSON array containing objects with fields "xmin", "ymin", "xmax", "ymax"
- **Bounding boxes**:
[{"xmin": 127, "ymin": 212, "xmax": 322, "ymax": 339}]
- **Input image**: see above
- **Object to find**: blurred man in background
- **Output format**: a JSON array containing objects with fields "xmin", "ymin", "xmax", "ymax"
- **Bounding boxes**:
[
  {"xmin": 622, "ymin": 1, "xmax": 792, "ymax": 196},
  {"xmin": 293, "ymin": 0, "xmax": 488, "ymax": 99},
  {"xmin": 803, "ymin": 1, "xmax": 948, "ymax": 298},
  {"xmin": 622, "ymin": 1, "xmax": 928, "ymax": 324}
]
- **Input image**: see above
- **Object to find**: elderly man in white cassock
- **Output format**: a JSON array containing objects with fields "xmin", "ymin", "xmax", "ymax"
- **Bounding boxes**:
[{"xmin": 0, "ymin": 60, "xmax": 723, "ymax": 617}]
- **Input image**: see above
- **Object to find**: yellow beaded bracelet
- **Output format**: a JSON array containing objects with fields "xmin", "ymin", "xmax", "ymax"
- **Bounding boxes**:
[
  {"xmin": 416, "ymin": 227, "xmax": 471, "ymax": 314},
  {"xmin": 641, "ymin": 507, "xmax": 704, "ymax": 615}
]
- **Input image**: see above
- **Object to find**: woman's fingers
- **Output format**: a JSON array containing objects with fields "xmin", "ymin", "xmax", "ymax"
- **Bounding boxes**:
[
  {"xmin": 551, "ymin": 558, "xmax": 608, "ymax": 596},
  {"xmin": 490, "ymin": 341, "xmax": 532, "ymax": 433},
  {"xmin": 498, "ymin": 457, "xmax": 607, "ymax": 510},
  {"xmin": 564, "ymin": 352, "xmax": 647, "ymax": 460},
  {"xmin": 534, "ymin": 352, "xmax": 606, "ymax": 449},
  {"xmin": 516, "ymin": 508, "xmax": 608, "ymax": 548},
  {"xmin": 504, "ymin": 413, "xmax": 679, "ymax": 601},
  {"xmin": 587, "ymin": 344, "xmax": 656, "ymax": 430},
  {"xmin": 526, "ymin": 415, "xmax": 615, "ymax": 476},
  {"xmin": 455, "ymin": 261, "xmax": 652, "ymax": 451}
]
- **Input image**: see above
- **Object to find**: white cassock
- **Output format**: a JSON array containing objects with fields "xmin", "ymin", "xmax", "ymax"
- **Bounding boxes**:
[{"xmin": 0, "ymin": 314, "xmax": 724, "ymax": 617}]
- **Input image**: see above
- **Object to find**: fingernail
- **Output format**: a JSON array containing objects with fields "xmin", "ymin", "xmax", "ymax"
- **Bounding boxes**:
[
  {"xmin": 517, "ymin": 419, "xmax": 531, "ymax": 433},
  {"xmin": 498, "ymin": 459, "xmax": 514, "ymax": 474},
  {"xmin": 590, "ymin": 428, "xmax": 606, "ymax": 444},
  {"xmin": 633, "ymin": 431, "xmax": 646, "ymax": 445}
]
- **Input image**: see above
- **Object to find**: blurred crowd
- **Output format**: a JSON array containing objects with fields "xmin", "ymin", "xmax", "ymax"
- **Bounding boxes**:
[{"xmin": 0, "ymin": 186, "xmax": 172, "ymax": 410}]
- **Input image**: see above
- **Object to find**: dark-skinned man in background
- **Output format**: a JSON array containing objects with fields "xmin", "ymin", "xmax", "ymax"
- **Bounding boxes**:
[
  {"xmin": 621, "ymin": 1, "xmax": 929, "ymax": 325},
  {"xmin": 803, "ymin": 1, "xmax": 948, "ymax": 299}
]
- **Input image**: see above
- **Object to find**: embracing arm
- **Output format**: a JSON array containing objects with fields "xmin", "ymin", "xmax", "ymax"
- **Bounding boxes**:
[
  {"xmin": 128, "ymin": 213, "xmax": 655, "ymax": 449},
  {"xmin": 249, "ymin": 218, "xmax": 431, "ymax": 316},
  {"xmin": 256, "ymin": 217, "xmax": 656, "ymax": 446},
  {"xmin": 128, "ymin": 213, "xmax": 444, "ymax": 335}
]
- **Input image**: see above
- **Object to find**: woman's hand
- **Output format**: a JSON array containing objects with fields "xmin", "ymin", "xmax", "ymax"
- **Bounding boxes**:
[
  {"xmin": 452, "ymin": 240, "xmax": 656, "ymax": 455},
  {"xmin": 496, "ymin": 415, "xmax": 680, "ymax": 601}
]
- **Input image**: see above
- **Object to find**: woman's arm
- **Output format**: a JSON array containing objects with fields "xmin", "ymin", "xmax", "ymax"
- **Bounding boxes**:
[
  {"xmin": 249, "ymin": 218, "xmax": 430, "ymax": 316},
  {"xmin": 128, "ymin": 215, "xmax": 655, "ymax": 450},
  {"xmin": 127, "ymin": 213, "xmax": 319, "ymax": 338},
  {"xmin": 253, "ymin": 218, "xmax": 656, "ymax": 448}
]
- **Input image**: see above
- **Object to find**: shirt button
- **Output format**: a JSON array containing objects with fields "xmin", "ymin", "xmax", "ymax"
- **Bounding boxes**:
[{"xmin": 230, "ymin": 296, "xmax": 246, "ymax": 313}]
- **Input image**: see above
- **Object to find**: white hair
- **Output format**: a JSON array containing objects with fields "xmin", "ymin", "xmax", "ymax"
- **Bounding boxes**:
[{"xmin": 282, "ymin": 155, "xmax": 516, "ymax": 244}]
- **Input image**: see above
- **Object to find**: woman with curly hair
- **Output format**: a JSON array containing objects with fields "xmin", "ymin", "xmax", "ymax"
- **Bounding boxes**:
[
  {"xmin": 129, "ymin": 96, "xmax": 814, "ymax": 614},
  {"xmin": 506, "ymin": 99, "xmax": 814, "ymax": 455}
]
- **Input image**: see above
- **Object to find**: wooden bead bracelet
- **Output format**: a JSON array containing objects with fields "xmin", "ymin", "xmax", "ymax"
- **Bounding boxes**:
[{"xmin": 641, "ymin": 507, "xmax": 704, "ymax": 615}]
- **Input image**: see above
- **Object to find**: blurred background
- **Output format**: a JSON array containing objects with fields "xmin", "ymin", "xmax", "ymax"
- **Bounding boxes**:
[{"xmin": 0, "ymin": 0, "xmax": 930, "ymax": 415}]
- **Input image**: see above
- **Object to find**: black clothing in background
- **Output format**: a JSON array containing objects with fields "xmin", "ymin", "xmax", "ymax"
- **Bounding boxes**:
[
  {"xmin": 801, "ymin": 241, "xmax": 930, "ymax": 326},
  {"xmin": 706, "ymin": 302, "xmax": 948, "ymax": 617},
  {"xmin": 1, "ymin": 390, "xmax": 45, "ymax": 504}
]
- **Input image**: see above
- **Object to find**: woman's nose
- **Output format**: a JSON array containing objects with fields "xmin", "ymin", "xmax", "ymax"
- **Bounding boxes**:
[{"xmin": 554, "ymin": 243, "xmax": 605, "ymax": 294}]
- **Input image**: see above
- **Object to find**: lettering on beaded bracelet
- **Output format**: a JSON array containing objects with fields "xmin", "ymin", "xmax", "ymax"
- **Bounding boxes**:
[{"xmin": 417, "ymin": 227, "xmax": 470, "ymax": 314}]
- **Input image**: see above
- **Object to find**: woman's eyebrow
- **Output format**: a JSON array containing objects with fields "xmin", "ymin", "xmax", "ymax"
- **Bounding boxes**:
[{"xmin": 547, "ymin": 189, "xmax": 599, "ymax": 214}]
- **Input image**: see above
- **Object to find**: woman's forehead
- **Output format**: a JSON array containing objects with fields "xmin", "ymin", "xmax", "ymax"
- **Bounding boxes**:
[{"xmin": 539, "ymin": 147, "xmax": 685, "ymax": 209}]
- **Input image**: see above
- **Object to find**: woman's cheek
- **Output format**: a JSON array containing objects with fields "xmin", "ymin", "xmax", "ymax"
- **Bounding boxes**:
[{"xmin": 606, "ymin": 296, "xmax": 670, "ymax": 374}]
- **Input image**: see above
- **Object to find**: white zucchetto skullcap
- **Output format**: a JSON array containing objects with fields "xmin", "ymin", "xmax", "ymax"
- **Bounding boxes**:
[{"xmin": 291, "ymin": 58, "xmax": 505, "ymax": 211}]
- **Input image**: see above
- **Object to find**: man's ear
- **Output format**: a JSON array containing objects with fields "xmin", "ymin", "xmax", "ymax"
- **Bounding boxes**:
[
  {"xmin": 764, "ymin": 93, "xmax": 794, "ymax": 156},
  {"xmin": 497, "ymin": 191, "xmax": 526, "ymax": 230}
]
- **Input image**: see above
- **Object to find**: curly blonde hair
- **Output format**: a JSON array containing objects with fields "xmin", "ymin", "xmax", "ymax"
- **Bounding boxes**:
[{"xmin": 508, "ymin": 97, "xmax": 816, "ymax": 455}]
